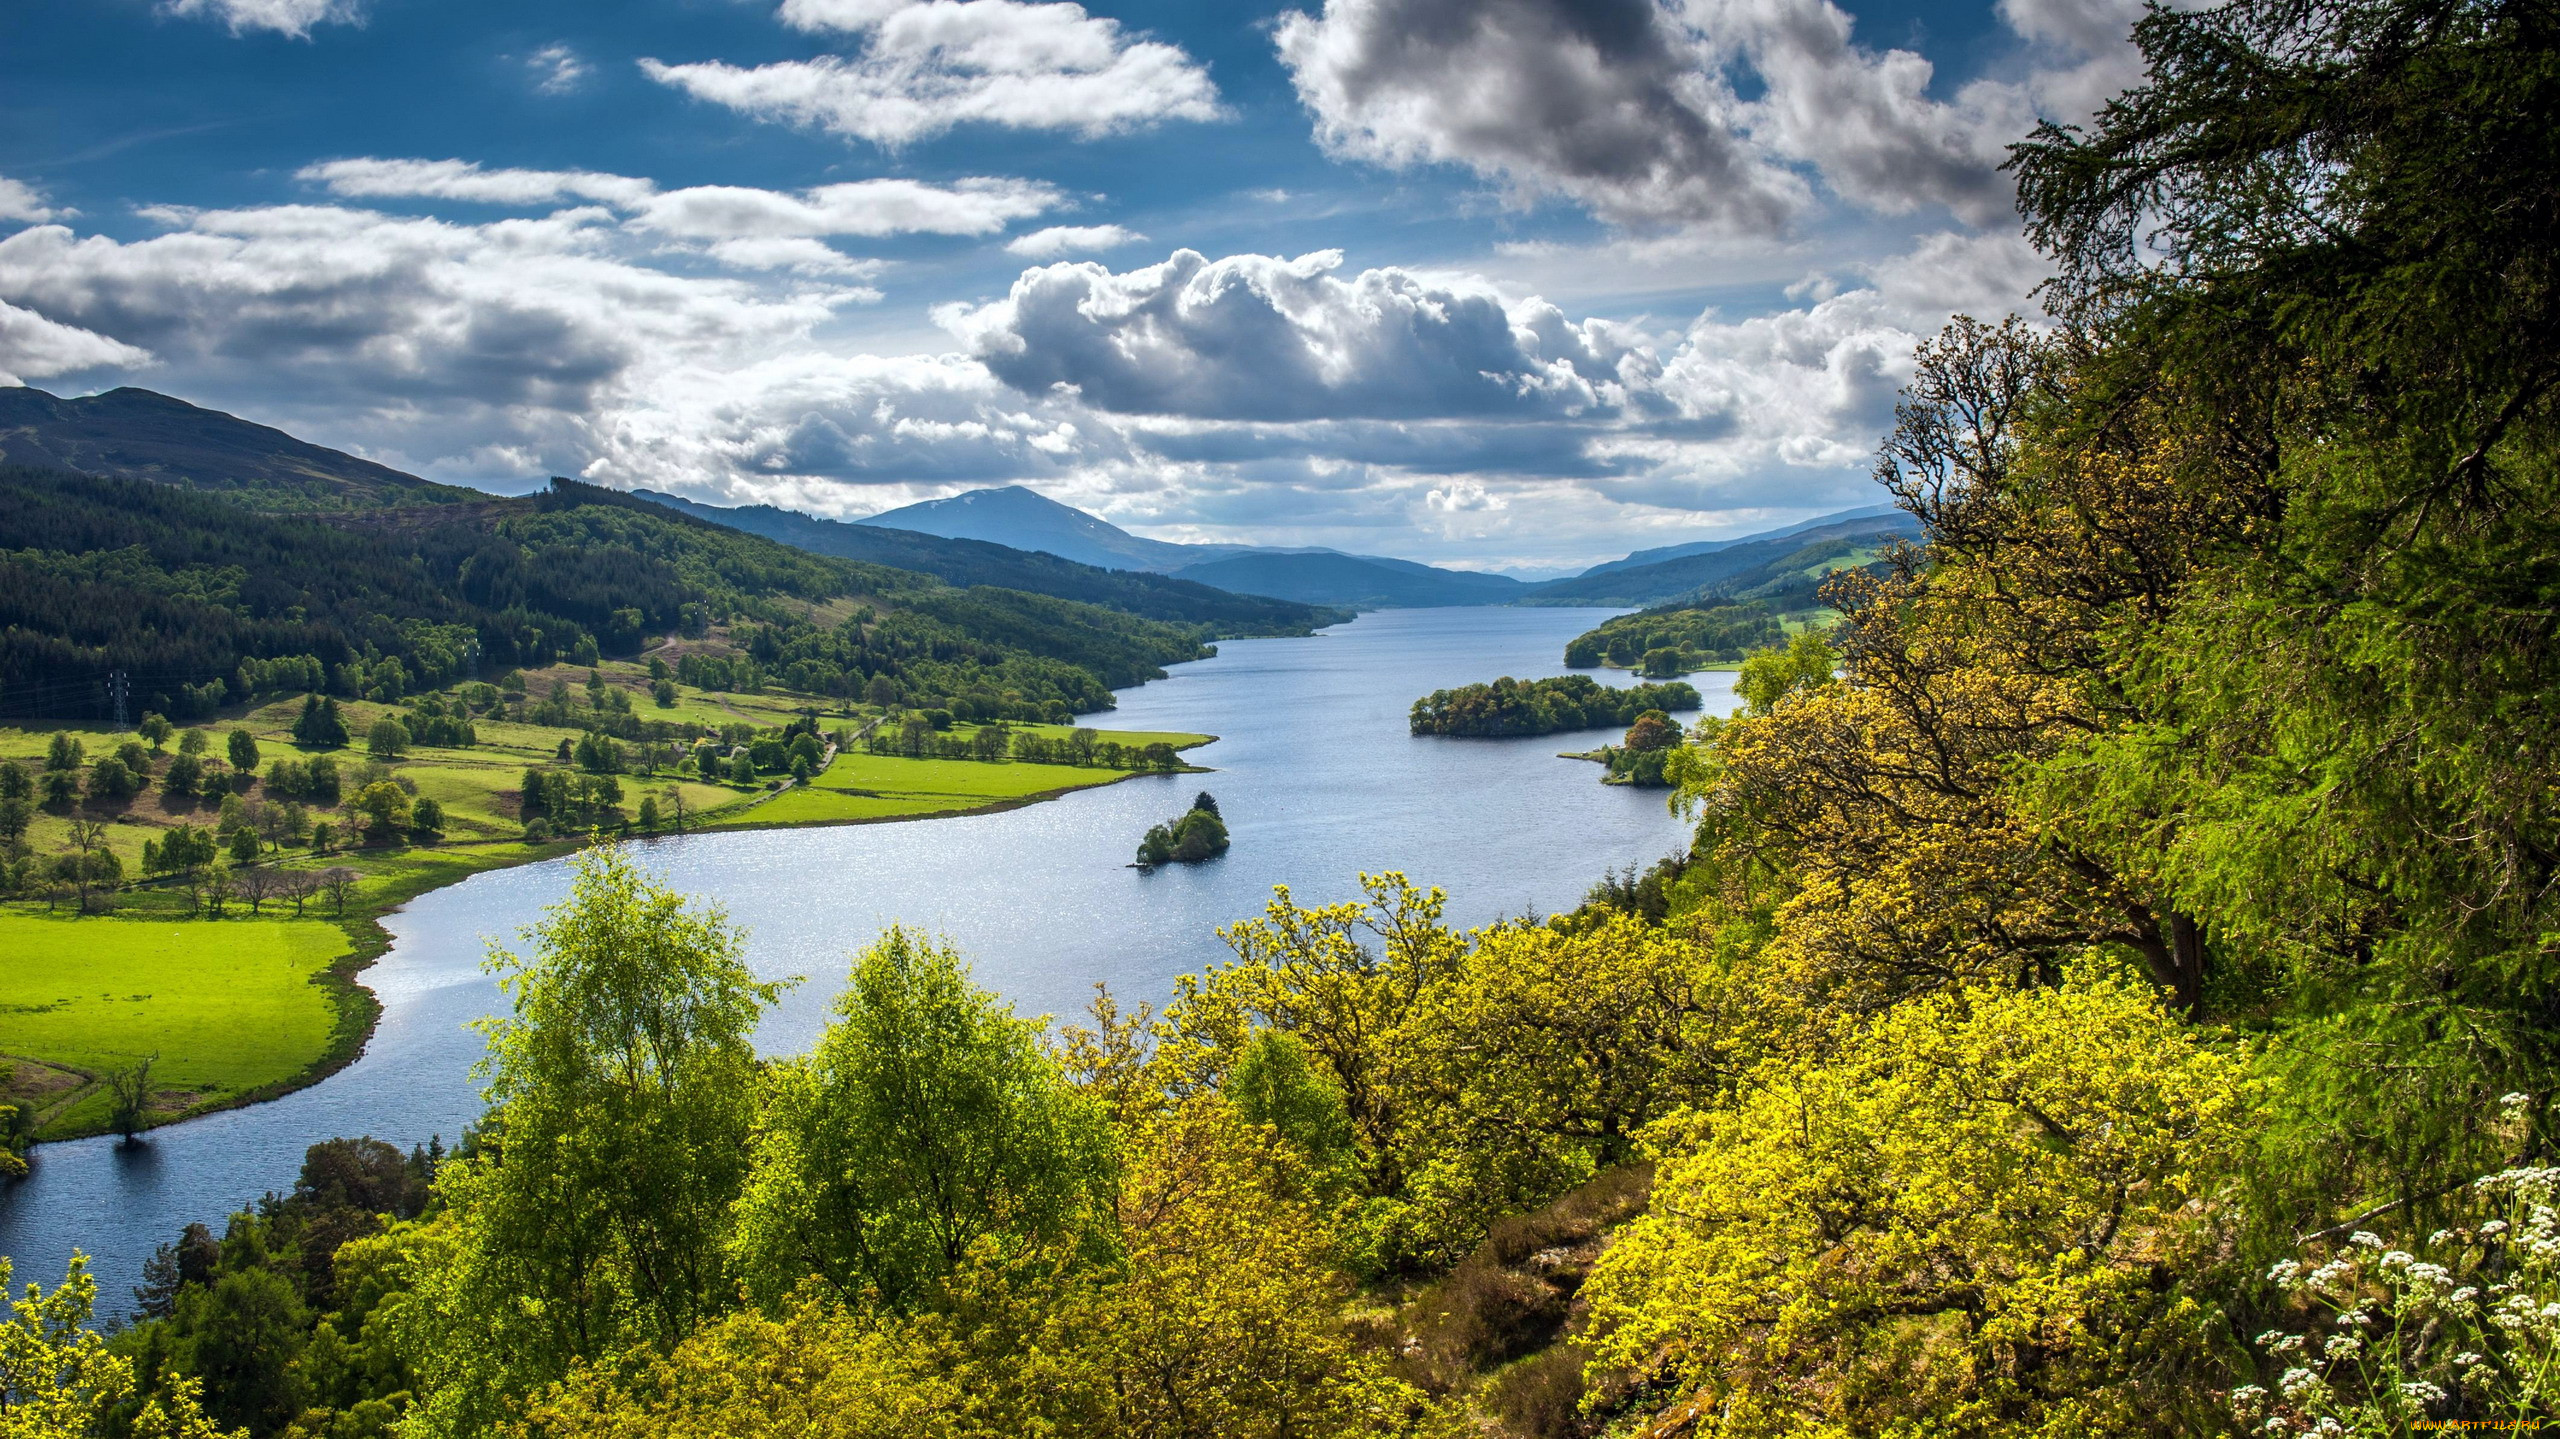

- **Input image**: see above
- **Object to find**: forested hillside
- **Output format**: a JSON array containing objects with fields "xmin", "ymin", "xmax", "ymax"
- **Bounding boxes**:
[
  {"xmin": 1524, "ymin": 511, "xmax": 1918, "ymax": 606},
  {"xmin": 0, "ymin": 387, "xmax": 483, "ymax": 511},
  {"xmin": 1562, "ymin": 601, "xmax": 1786, "ymax": 674},
  {"xmin": 0, "ymin": 468, "xmax": 1210, "ymax": 723},
  {"xmin": 633, "ymin": 488, "xmax": 1347, "ymax": 637},
  {"xmin": 15, "ymin": 0, "xmax": 2560, "ymax": 1436}
]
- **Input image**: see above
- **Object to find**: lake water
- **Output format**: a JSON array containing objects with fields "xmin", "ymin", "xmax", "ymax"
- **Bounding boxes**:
[{"xmin": 0, "ymin": 607, "xmax": 1727, "ymax": 1308}]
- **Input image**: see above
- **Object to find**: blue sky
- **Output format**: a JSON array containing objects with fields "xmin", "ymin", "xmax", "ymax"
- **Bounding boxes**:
[{"xmin": 0, "ymin": 0, "xmax": 2138, "ymax": 570}]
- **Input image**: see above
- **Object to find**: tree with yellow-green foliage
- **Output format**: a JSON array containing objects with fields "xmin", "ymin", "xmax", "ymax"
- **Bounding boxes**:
[
  {"xmin": 1041, "ymin": 1097, "xmax": 1426, "ymax": 1439},
  {"xmin": 517, "ymin": 1298, "xmax": 993, "ymax": 1439},
  {"xmin": 1582, "ymin": 975, "xmax": 2253, "ymax": 1438},
  {"xmin": 0, "ymin": 1255, "xmax": 237, "ymax": 1439},
  {"xmin": 520, "ymin": 1099, "xmax": 1423, "ymax": 1439},
  {"xmin": 727, "ymin": 927, "xmax": 1117, "ymax": 1312},
  {"xmin": 1157, "ymin": 878, "xmax": 1740, "ymax": 1270},
  {"xmin": 381, "ymin": 845, "xmax": 781, "ymax": 1439}
]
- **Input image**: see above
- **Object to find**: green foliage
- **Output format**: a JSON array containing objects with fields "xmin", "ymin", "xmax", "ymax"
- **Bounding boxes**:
[
  {"xmin": 1408, "ymin": 674, "xmax": 1701, "ymax": 738},
  {"xmin": 1159, "ymin": 879, "xmax": 1733, "ymax": 1270},
  {"xmin": 730, "ymin": 928, "xmax": 1115, "ymax": 1311},
  {"xmin": 1584, "ymin": 976, "xmax": 2251, "ymax": 1437},
  {"xmin": 1136, "ymin": 792, "xmax": 1229, "ymax": 867},
  {"xmin": 362, "ymin": 719, "xmax": 407, "ymax": 761},
  {"xmin": 1732, "ymin": 629, "xmax": 1835, "ymax": 717},
  {"xmin": 1563, "ymin": 602, "xmax": 1784, "ymax": 672},
  {"xmin": 388, "ymin": 845, "xmax": 779, "ymax": 1437},
  {"xmin": 290, "ymin": 697, "xmax": 348, "ymax": 749},
  {"xmin": 1599, "ymin": 711, "xmax": 1683, "ymax": 787},
  {"xmin": 1222, "ymin": 1031, "xmax": 1355, "ymax": 1183},
  {"xmin": 0, "ymin": 1253, "xmax": 235, "ymax": 1439}
]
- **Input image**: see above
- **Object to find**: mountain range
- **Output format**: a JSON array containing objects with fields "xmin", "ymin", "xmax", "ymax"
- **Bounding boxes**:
[
  {"xmin": 854, "ymin": 485, "xmax": 1533, "ymax": 608},
  {"xmin": 844, "ymin": 483, "xmax": 1916, "ymax": 610},
  {"xmin": 0, "ymin": 384, "xmax": 1922, "ymax": 618}
]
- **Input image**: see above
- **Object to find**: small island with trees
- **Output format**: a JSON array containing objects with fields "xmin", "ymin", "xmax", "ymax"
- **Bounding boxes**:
[
  {"xmin": 1135, "ymin": 791, "xmax": 1229, "ymax": 867},
  {"xmin": 1409, "ymin": 673, "xmax": 1699, "ymax": 737},
  {"xmin": 1566, "ymin": 709, "xmax": 1688, "ymax": 786}
]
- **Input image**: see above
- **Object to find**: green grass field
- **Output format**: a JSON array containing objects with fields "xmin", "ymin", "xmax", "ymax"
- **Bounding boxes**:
[
  {"xmin": 734, "ymin": 741, "xmax": 1208, "ymax": 828},
  {"xmin": 0, "ymin": 913, "xmax": 352, "ymax": 1136},
  {"xmin": 0, "ymin": 651, "xmax": 1213, "ymax": 1138}
]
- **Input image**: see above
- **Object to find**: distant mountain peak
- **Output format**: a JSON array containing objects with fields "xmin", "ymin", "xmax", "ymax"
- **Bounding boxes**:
[{"xmin": 857, "ymin": 484, "xmax": 1196, "ymax": 571}]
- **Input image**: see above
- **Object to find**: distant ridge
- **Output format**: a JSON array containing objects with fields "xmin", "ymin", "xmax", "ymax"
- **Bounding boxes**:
[
  {"xmin": 1576, "ymin": 505, "xmax": 1906, "ymax": 579},
  {"xmin": 1528, "ymin": 511, "xmax": 1923, "ymax": 607},
  {"xmin": 635, "ymin": 489, "xmax": 1345, "ymax": 637},
  {"xmin": 858, "ymin": 484, "xmax": 1532, "ymax": 609},
  {"xmin": 0, "ymin": 386, "xmax": 482, "ymax": 511}
]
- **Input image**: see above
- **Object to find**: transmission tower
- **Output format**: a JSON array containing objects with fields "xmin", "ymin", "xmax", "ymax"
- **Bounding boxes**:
[{"xmin": 108, "ymin": 669, "xmax": 130, "ymax": 729}]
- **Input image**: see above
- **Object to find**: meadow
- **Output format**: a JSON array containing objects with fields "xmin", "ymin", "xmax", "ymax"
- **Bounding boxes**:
[{"xmin": 0, "ymin": 913, "xmax": 352, "ymax": 1137}]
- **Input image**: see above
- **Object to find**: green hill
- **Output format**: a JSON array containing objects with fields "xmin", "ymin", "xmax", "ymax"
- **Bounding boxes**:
[
  {"xmin": 1527, "ymin": 513, "xmax": 1918, "ymax": 606},
  {"xmin": 0, "ymin": 467, "xmax": 1212, "ymax": 724},
  {"xmin": 0, "ymin": 387, "xmax": 483, "ymax": 512}
]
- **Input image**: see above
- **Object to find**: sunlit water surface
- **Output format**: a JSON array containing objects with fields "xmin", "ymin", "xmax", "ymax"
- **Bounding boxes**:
[{"xmin": 1, "ymin": 607, "xmax": 1731, "ymax": 1305}]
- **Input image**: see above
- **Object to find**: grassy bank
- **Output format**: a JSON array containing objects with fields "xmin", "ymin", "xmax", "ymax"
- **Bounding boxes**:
[
  {"xmin": 0, "ymin": 663, "xmax": 1209, "ymax": 1143},
  {"xmin": 0, "ymin": 913, "xmax": 349, "ymax": 1137}
]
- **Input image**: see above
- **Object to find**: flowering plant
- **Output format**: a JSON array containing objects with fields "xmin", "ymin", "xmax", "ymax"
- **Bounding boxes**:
[{"xmin": 2234, "ymin": 1124, "xmax": 2560, "ymax": 1434}]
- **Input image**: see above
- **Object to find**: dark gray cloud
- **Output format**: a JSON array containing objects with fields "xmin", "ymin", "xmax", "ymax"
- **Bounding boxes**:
[
  {"xmin": 1279, "ymin": 0, "xmax": 2139, "ymax": 232},
  {"xmin": 1277, "ymin": 0, "xmax": 1804, "ymax": 232},
  {"xmin": 947, "ymin": 248, "xmax": 1635, "ymax": 421}
]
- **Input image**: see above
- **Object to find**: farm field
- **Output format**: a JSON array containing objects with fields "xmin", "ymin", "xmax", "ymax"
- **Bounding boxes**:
[{"xmin": 0, "ymin": 913, "xmax": 352, "ymax": 1137}]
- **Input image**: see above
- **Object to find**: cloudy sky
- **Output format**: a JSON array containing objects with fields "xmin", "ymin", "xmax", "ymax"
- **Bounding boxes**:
[{"xmin": 0, "ymin": 0, "xmax": 2134, "ymax": 571}]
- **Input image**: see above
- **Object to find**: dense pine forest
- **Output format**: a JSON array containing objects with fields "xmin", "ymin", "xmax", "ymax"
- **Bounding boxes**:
[{"xmin": 8, "ymin": 0, "xmax": 2559, "ymax": 1434}]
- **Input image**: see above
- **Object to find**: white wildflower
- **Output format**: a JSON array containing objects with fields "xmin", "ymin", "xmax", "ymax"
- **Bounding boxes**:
[
  {"xmin": 2399, "ymin": 1379, "xmax": 2447, "ymax": 1404},
  {"xmin": 2456, "ymin": 1351, "xmax": 2485, "ymax": 1367},
  {"xmin": 2483, "ymin": 1220, "xmax": 2511, "ymax": 1236},
  {"xmin": 2325, "ymin": 1334, "xmax": 2363, "ymax": 1357},
  {"xmin": 2351, "ymin": 1230, "xmax": 2386, "ymax": 1248}
]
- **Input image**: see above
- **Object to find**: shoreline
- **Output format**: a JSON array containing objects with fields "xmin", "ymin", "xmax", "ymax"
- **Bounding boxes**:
[{"xmin": 7, "ymin": 741, "xmax": 1216, "ymax": 1150}]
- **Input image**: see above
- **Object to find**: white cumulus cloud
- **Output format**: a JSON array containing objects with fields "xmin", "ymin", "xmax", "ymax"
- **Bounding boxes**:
[
  {"xmin": 0, "ymin": 178, "xmax": 67, "ymax": 226},
  {"xmin": 641, "ymin": 0, "xmax": 1222, "ymax": 147},
  {"xmin": 0, "ymin": 298, "xmax": 153, "ymax": 387},
  {"xmin": 942, "ymin": 248, "xmax": 1641, "ymax": 422},
  {"xmin": 1004, "ymin": 224, "xmax": 1145, "ymax": 258},
  {"xmin": 702, "ymin": 237, "xmax": 886, "ymax": 282}
]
